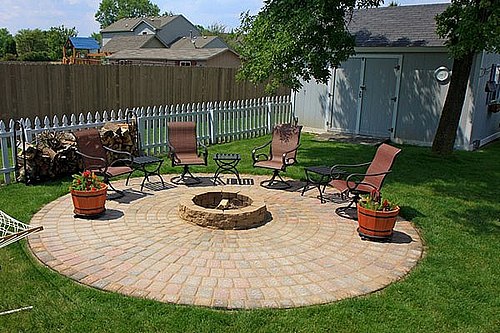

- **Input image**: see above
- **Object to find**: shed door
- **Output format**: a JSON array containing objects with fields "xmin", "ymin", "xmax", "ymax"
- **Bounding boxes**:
[
  {"xmin": 330, "ymin": 58, "xmax": 362, "ymax": 133},
  {"xmin": 358, "ymin": 58, "xmax": 399, "ymax": 137},
  {"xmin": 330, "ymin": 56, "xmax": 400, "ymax": 138}
]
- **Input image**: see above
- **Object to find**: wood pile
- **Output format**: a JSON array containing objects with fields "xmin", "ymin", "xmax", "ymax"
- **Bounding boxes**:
[
  {"xmin": 17, "ymin": 122, "xmax": 138, "ymax": 183},
  {"xmin": 17, "ymin": 131, "xmax": 80, "ymax": 183},
  {"xmin": 99, "ymin": 122, "xmax": 139, "ymax": 158}
]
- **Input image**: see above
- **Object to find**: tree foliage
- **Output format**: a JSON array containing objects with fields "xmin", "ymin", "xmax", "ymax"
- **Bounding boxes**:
[
  {"xmin": 236, "ymin": 0, "xmax": 383, "ymax": 92},
  {"xmin": 95, "ymin": 0, "xmax": 161, "ymax": 28},
  {"xmin": 91, "ymin": 32, "xmax": 103, "ymax": 47},
  {"xmin": 436, "ymin": 0, "xmax": 499, "ymax": 59},
  {"xmin": 431, "ymin": 0, "xmax": 500, "ymax": 155},
  {"xmin": 15, "ymin": 29, "xmax": 50, "ymax": 61},
  {"xmin": 46, "ymin": 26, "xmax": 78, "ymax": 60},
  {"xmin": 13, "ymin": 26, "xmax": 77, "ymax": 62},
  {"xmin": 0, "ymin": 28, "xmax": 16, "ymax": 59}
]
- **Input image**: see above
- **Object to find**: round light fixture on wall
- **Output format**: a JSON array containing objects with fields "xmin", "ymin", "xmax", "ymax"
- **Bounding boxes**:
[{"xmin": 434, "ymin": 66, "xmax": 451, "ymax": 84}]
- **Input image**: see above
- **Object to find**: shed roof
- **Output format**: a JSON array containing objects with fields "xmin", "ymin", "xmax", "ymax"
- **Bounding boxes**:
[
  {"xmin": 102, "ymin": 35, "xmax": 165, "ymax": 53},
  {"xmin": 68, "ymin": 37, "xmax": 100, "ymax": 50},
  {"xmin": 107, "ymin": 48, "xmax": 236, "ymax": 61},
  {"xmin": 348, "ymin": 4, "xmax": 449, "ymax": 47},
  {"xmin": 101, "ymin": 15, "xmax": 179, "ymax": 33}
]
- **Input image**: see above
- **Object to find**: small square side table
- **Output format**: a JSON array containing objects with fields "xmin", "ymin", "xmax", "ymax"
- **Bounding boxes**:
[
  {"xmin": 301, "ymin": 165, "xmax": 332, "ymax": 203},
  {"xmin": 126, "ymin": 155, "xmax": 164, "ymax": 191},
  {"xmin": 213, "ymin": 153, "xmax": 241, "ymax": 185}
]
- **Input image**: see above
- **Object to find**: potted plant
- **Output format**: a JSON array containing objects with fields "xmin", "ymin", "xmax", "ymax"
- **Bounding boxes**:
[
  {"xmin": 357, "ymin": 189, "xmax": 400, "ymax": 241},
  {"xmin": 69, "ymin": 170, "xmax": 107, "ymax": 218}
]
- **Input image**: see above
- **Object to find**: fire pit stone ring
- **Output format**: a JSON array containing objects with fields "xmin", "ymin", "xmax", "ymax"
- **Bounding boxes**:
[{"xmin": 178, "ymin": 191, "xmax": 268, "ymax": 230}]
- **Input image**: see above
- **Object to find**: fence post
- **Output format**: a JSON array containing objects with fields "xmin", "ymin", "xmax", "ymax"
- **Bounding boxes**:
[
  {"xmin": 266, "ymin": 97, "xmax": 273, "ymax": 133},
  {"xmin": 208, "ymin": 102, "xmax": 216, "ymax": 144},
  {"xmin": 0, "ymin": 120, "xmax": 12, "ymax": 184}
]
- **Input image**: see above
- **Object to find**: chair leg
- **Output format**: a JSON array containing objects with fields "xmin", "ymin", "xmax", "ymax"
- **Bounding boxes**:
[
  {"xmin": 171, "ymin": 165, "xmax": 202, "ymax": 185},
  {"xmin": 105, "ymin": 180, "xmax": 125, "ymax": 199},
  {"xmin": 335, "ymin": 191, "xmax": 361, "ymax": 220},
  {"xmin": 260, "ymin": 170, "xmax": 291, "ymax": 189}
]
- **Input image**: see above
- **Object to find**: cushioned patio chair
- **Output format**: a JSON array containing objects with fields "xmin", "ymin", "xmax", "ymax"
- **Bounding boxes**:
[
  {"xmin": 252, "ymin": 123, "xmax": 302, "ymax": 188},
  {"xmin": 74, "ymin": 128, "xmax": 134, "ymax": 197},
  {"xmin": 167, "ymin": 122, "xmax": 208, "ymax": 184},
  {"xmin": 329, "ymin": 143, "xmax": 401, "ymax": 218}
]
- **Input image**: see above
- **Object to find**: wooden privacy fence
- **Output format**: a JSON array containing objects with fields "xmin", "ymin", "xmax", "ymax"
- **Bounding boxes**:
[
  {"xmin": 0, "ymin": 95, "xmax": 293, "ymax": 184},
  {"xmin": 0, "ymin": 63, "xmax": 290, "ymax": 122}
]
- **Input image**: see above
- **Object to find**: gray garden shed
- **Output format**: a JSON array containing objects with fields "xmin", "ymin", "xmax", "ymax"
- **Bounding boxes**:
[{"xmin": 294, "ymin": 4, "xmax": 500, "ymax": 150}]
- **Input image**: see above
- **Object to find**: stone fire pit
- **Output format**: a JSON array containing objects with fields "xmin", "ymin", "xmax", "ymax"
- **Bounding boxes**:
[{"xmin": 178, "ymin": 191, "xmax": 268, "ymax": 229}]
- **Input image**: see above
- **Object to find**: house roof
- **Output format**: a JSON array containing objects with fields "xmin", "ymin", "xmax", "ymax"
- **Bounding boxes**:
[
  {"xmin": 170, "ymin": 36, "xmax": 224, "ymax": 49},
  {"xmin": 101, "ymin": 35, "xmax": 164, "ymax": 53},
  {"xmin": 101, "ymin": 15, "xmax": 179, "ymax": 33},
  {"xmin": 348, "ymin": 4, "xmax": 449, "ymax": 47},
  {"xmin": 67, "ymin": 37, "xmax": 100, "ymax": 50},
  {"xmin": 107, "ymin": 48, "xmax": 237, "ymax": 61}
]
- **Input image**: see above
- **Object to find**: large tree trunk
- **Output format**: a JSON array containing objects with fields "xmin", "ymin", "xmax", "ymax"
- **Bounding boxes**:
[{"xmin": 431, "ymin": 52, "xmax": 475, "ymax": 155}]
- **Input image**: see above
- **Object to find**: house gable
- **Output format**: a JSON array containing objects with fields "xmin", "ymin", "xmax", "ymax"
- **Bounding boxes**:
[{"xmin": 155, "ymin": 15, "xmax": 201, "ymax": 46}]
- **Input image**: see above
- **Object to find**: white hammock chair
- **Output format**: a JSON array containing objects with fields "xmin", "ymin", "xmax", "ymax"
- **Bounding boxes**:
[
  {"xmin": 0, "ymin": 210, "xmax": 43, "ymax": 316},
  {"xmin": 0, "ymin": 210, "xmax": 43, "ymax": 249}
]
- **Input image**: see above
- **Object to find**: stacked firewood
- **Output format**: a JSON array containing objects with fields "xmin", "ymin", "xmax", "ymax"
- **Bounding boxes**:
[
  {"xmin": 17, "ymin": 131, "xmax": 81, "ymax": 183},
  {"xmin": 99, "ymin": 122, "xmax": 138, "ymax": 158},
  {"xmin": 16, "ymin": 122, "xmax": 137, "ymax": 183}
]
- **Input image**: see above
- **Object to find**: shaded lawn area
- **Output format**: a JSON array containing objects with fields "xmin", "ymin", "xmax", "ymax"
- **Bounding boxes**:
[{"xmin": 0, "ymin": 133, "xmax": 499, "ymax": 332}]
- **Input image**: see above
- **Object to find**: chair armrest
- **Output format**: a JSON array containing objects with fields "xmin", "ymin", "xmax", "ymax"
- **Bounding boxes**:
[
  {"xmin": 166, "ymin": 141, "xmax": 180, "ymax": 164},
  {"xmin": 281, "ymin": 143, "xmax": 301, "ymax": 166},
  {"xmin": 345, "ymin": 170, "xmax": 392, "ymax": 192},
  {"xmin": 252, "ymin": 140, "xmax": 272, "ymax": 163},
  {"xmin": 103, "ymin": 146, "xmax": 133, "ymax": 166},
  {"xmin": 330, "ymin": 162, "xmax": 370, "ymax": 178},
  {"xmin": 197, "ymin": 140, "xmax": 208, "ymax": 164},
  {"xmin": 75, "ymin": 150, "xmax": 108, "ymax": 172}
]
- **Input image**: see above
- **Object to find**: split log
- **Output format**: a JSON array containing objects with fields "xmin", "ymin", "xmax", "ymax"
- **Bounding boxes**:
[
  {"xmin": 99, "ymin": 122, "xmax": 138, "ymax": 158},
  {"xmin": 16, "ymin": 131, "xmax": 81, "ymax": 183}
]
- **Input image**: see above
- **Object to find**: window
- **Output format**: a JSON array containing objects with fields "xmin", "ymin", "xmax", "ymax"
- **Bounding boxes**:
[{"xmin": 180, "ymin": 61, "xmax": 192, "ymax": 67}]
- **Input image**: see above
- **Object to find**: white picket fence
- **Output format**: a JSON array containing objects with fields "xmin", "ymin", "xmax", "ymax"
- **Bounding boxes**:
[{"xmin": 0, "ymin": 96, "xmax": 293, "ymax": 184}]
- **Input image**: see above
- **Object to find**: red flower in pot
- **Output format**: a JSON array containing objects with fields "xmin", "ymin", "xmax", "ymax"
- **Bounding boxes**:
[
  {"xmin": 357, "ymin": 189, "xmax": 400, "ymax": 241},
  {"xmin": 69, "ymin": 170, "xmax": 107, "ymax": 217}
]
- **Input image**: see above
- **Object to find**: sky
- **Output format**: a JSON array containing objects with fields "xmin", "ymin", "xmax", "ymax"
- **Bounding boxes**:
[{"xmin": 0, "ymin": 0, "xmax": 450, "ymax": 37}]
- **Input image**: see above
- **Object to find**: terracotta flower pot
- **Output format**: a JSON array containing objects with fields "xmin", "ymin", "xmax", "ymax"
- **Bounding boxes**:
[
  {"xmin": 70, "ymin": 184, "xmax": 107, "ymax": 217},
  {"xmin": 357, "ymin": 204, "xmax": 400, "ymax": 240}
]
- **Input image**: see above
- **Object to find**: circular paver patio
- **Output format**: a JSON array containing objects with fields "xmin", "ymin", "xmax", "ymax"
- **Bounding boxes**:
[{"xmin": 28, "ymin": 174, "xmax": 423, "ymax": 309}]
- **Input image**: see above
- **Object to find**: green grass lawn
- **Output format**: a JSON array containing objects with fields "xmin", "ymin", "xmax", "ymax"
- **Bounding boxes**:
[{"xmin": 1, "ymin": 133, "xmax": 499, "ymax": 332}]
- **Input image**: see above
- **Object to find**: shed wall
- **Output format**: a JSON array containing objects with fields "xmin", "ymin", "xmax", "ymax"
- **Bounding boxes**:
[
  {"xmin": 294, "ymin": 78, "xmax": 329, "ymax": 130},
  {"xmin": 394, "ymin": 52, "xmax": 453, "ymax": 145},
  {"xmin": 470, "ymin": 52, "xmax": 500, "ymax": 146}
]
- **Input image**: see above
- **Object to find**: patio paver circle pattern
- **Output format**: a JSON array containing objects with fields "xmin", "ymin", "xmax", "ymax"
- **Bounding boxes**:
[{"xmin": 29, "ymin": 175, "xmax": 423, "ymax": 309}]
